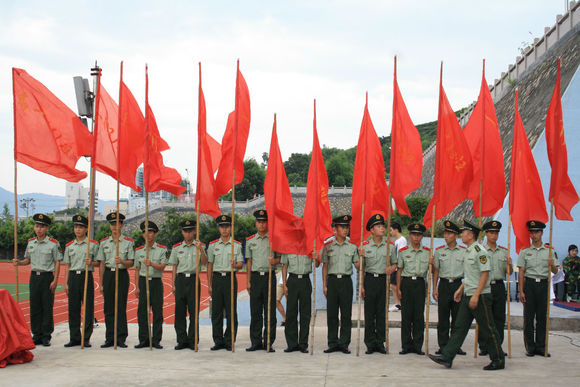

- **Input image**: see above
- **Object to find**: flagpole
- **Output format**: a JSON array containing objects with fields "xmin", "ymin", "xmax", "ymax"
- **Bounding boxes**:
[
  {"xmin": 426, "ymin": 204, "xmax": 435, "ymax": 355},
  {"xmin": 267, "ymin": 243, "xmax": 273, "ymax": 352},
  {"xmin": 114, "ymin": 61, "xmax": 124, "ymax": 350},
  {"xmin": 474, "ymin": 180, "xmax": 483, "ymax": 358},
  {"xmin": 506, "ymin": 215, "xmax": 512, "ymax": 358},
  {"xmin": 194, "ymin": 201, "xmax": 200, "ymax": 352},
  {"xmin": 545, "ymin": 200, "xmax": 554, "ymax": 357},
  {"xmin": 385, "ymin": 192, "xmax": 392, "ymax": 354},
  {"xmin": 144, "ymin": 65, "xmax": 153, "ymax": 351},
  {"xmin": 309, "ymin": 240, "xmax": 317, "ymax": 355},
  {"xmin": 13, "ymin": 159, "xmax": 19, "ymax": 303},
  {"xmin": 356, "ymin": 202, "xmax": 364, "ymax": 357}
]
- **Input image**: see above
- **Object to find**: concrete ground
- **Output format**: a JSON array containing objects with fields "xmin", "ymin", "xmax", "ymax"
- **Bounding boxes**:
[{"xmin": 3, "ymin": 320, "xmax": 580, "ymax": 386}]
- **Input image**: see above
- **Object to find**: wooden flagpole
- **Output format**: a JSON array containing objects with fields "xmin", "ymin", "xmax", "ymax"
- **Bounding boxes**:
[
  {"xmin": 267, "ymin": 243, "xmax": 273, "ymax": 352},
  {"xmin": 545, "ymin": 200, "xmax": 554, "ymax": 357},
  {"xmin": 144, "ymin": 65, "xmax": 152, "ymax": 351},
  {"xmin": 506, "ymin": 215, "xmax": 513, "ymax": 358},
  {"xmin": 356, "ymin": 202, "xmax": 365, "ymax": 356},
  {"xmin": 474, "ymin": 180, "xmax": 484, "ymax": 358},
  {"xmin": 385, "ymin": 193, "xmax": 393, "ymax": 354},
  {"xmin": 194, "ymin": 201, "xmax": 200, "ymax": 352},
  {"xmin": 230, "ymin": 171, "xmax": 236, "ymax": 352},
  {"xmin": 426, "ymin": 204, "xmax": 435, "ymax": 355},
  {"xmin": 309, "ymin": 240, "xmax": 317, "ymax": 355},
  {"xmin": 13, "ymin": 159, "xmax": 19, "ymax": 303}
]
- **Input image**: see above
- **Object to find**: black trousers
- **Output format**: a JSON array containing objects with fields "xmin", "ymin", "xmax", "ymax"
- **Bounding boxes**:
[
  {"xmin": 137, "ymin": 276, "xmax": 164, "ymax": 344},
  {"xmin": 364, "ymin": 273, "xmax": 386, "ymax": 349},
  {"xmin": 174, "ymin": 274, "xmax": 201, "ymax": 345},
  {"xmin": 67, "ymin": 271, "xmax": 94, "ymax": 342},
  {"xmin": 211, "ymin": 273, "xmax": 238, "ymax": 346},
  {"xmin": 249, "ymin": 271, "xmax": 277, "ymax": 346},
  {"xmin": 401, "ymin": 277, "xmax": 425, "ymax": 352},
  {"xmin": 284, "ymin": 274, "xmax": 312, "ymax": 349},
  {"xmin": 326, "ymin": 275, "xmax": 352, "ymax": 348},
  {"xmin": 479, "ymin": 281, "xmax": 506, "ymax": 351},
  {"xmin": 103, "ymin": 269, "xmax": 129, "ymax": 343},
  {"xmin": 436, "ymin": 279, "xmax": 462, "ymax": 350},
  {"xmin": 29, "ymin": 272, "xmax": 54, "ymax": 341},
  {"xmin": 523, "ymin": 277, "xmax": 548, "ymax": 353}
]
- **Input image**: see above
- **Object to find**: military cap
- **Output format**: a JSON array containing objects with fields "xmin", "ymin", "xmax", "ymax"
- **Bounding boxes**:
[
  {"xmin": 366, "ymin": 213, "xmax": 385, "ymax": 231},
  {"xmin": 140, "ymin": 221, "xmax": 159, "ymax": 233},
  {"xmin": 72, "ymin": 214, "xmax": 88, "ymax": 227},
  {"xmin": 216, "ymin": 214, "xmax": 232, "ymax": 226},
  {"xmin": 333, "ymin": 215, "xmax": 352, "ymax": 226},
  {"xmin": 33, "ymin": 213, "xmax": 51, "ymax": 226},
  {"xmin": 526, "ymin": 220, "xmax": 546, "ymax": 231},
  {"xmin": 461, "ymin": 219, "xmax": 481, "ymax": 235},
  {"xmin": 253, "ymin": 209, "xmax": 268, "ymax": 221},
  {"xmin": 482, "ymin": 220, "xmax": 502, "ymax": 232},
  {"xmin": 106, "ymin": 212, "xmax": 125, "ymax": 224},
  {"xmin": 180, "ymin": 219, "xmax": 196, "ymax": 231},
  {"xmin": 407, "ymin": 223, "xmax": 426, "ymax": 234},
  {"xmin": 443, "ymin": 220, "xmax": 460, "ymax": 234}
]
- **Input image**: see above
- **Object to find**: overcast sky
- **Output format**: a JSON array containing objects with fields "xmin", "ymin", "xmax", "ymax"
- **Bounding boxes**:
[{"xmin": 0, "ymin": 0, "xmax": 570, "ymax": 201}]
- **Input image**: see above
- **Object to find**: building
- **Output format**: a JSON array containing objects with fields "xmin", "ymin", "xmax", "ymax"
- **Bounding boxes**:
[
  {"xmin": 128, "ymin": 167, "xmax": 182, "ymax": 213},
  {"xmin": 65, "ymin": 182, "xmax": 98, "ymax": 211},
  {"xmin": 103, "ymin": 199, "xmax": 128, "ymax": 216}
]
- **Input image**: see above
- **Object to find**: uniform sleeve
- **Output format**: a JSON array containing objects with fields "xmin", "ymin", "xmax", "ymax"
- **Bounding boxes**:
[
  {"xmin": 207, "ymin": 245, "xmax": 215, "ymax": 263},
  {"xmin": 320, "ymin": 246, "xmax": 329, "ymax": 263},
  {"xmin": 96, "ymin": 243, "xmax": 105, "ymax": 262},
  {"xmin": 280, "ymin": 254, "xmax": 288, "ymax": 265},
  {"xmin": 235, "ymin": 243, "xmax": 244, "ymax": 262},
  {"xmin": 53, "ymin": 243, "xmax": 63, "ymax": 262},
  {"xmin": 351, "ymin": 245, "xmax": 359, "ymax": 263},
  {"xmin": 127, "ymin": 241, "xmax": 135, "ymax": 261},
  {"xmin": 398, "ymin": 254, "xmax": 405, "ymax": 269},
  {"xmin": 433, "ymin": 249, "xmax": 440, "ymax": 269},
  {"xmin": 245, "ymin": 241, "xmax": 253, "ymax": 259},
  {"xmin": 516, "ymin": 249, "xmax": 526, "ymax": 268},
  {"xmin": 62, "ymin": 246, "xmax": 71, "ymax": 265},
  {"xmin": 91, "ymin": 242, "xmax": 98, "ymax": 260},
  {"xmin": 160, "ymin": 248, "xmax": 169, "ymax": 265},
  {"xmin": 390, "ymin": 245, "xmax": 397, "ymax": 265},
  {"xmin": 478, "ymin": 251, "xmax": 491, "ymax": 272},
  {"xmin": 24, "ymin": 242, "xmax": 31, "ymax": 259},
  {"xmin": 168, "ymin": 247, "xmax": 178, "ymax": 265},
  {"xmin": 134, "ymin": 251, "xmax": 142, "ymax": 269}
]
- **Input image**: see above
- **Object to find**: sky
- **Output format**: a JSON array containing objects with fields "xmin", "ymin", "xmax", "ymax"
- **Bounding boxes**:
[{"xmin": 0, "ymin": 0, "xmax": 570, "ymax": 201}]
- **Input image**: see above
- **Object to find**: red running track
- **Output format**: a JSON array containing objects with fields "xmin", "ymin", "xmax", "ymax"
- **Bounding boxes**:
[{"xmin": 0, "ymin": 262, "xmax": 248, "ymax": 325}]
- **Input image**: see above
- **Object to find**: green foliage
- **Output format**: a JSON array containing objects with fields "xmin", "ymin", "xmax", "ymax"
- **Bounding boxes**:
[
  {"xmin": 94, "ymin": 222, "xmax": 112, "ymax": 242},
  {"xmin": 391, "ymin": 196, "xmax": 430, "ymax": 230},
  {"xmin": 326, "ymin": 152, "xmax": 353, "ymax": 187},
  {"xmin": 284, "ymin": 153, "xmax": 311, "ymax": 186},
  {"xmin": 220, "ymin": 159, "xmax": 266, "ymax": 201}
]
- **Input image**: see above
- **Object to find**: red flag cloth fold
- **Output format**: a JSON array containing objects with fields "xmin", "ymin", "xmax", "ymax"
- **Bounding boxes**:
[
  {"xmin": 351, "ymin": 98, "xmax": 390, "ymax": 246},
  {"xmin": 264, "ymin": 116, "xmax": 308, "ymax": 254},
  {"xmin": 465, "ymin": 62, "xmax": 505, "ymax": 217},
  {"xmin": 303, "ymin": 101, "xmax": 333, "ymax": 258},
  {"xmin": 215, "ymin": 65, "xmax": 251, "ymax": 197},
  {"xmin": 195, "ymin": 66, "xmax": 221, "ymax": 217},
  {"xmin": 545, "ymin": 59, "xmax": 579, "ymax": 220},
  {"xmin": 13, "ymin": 68, "xmax": 93, "ymax": 182},
  {"xmin": 0, "ymin": 289, "xmax": 35, "ymax": 368},
  {"xmin": 424, "ymin": 68, "xmax": 473, "ymax": 229},
  {"xmin": 92, "ymin": 82, "xmax": 119, "ymax": 179},
  {"xmin": 207, "ymin": 133, "xmax": 222, "ymax": 174},
  {"xmin": 510, "ymin": 91, "xmax": 548, "ymax": 253},
  {"xmin": 390, "ymin": 60, "xmax": 423, "ymax": 216}
]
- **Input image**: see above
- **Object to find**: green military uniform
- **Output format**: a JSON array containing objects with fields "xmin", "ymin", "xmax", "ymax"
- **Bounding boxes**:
[
  {"xmin": 135, "ymin": 241, "xmax": 168, "ymax": 346},
  {"xmin": 562, "ymin": 248, "xmax": 580, "ymax": 300},
  {"xmin": 433, "ymin": 222, "xmax": 465, "ymax": 352},
  {"xmin": 97, "ymin": 234, "xmax": 135, "ymax": 345},
  {"xmin": 321, "ymin": 225, "xmax": 359, "ymax": 351},
  {"xmin": 281, "ymin": 254, "xmax": 313, "ymax": 351},
  {"xmin": 169, "ymin": 238, "xmax": 205, "ymax": 347},
  {"xmin": 207, "ymin": 232, "xmax": 243, "ymax": 348},
  {"xmin": 246, "ymin": 231, "xmax": 277, "ymax": 348},
  {"xmin": 63, "ymin": 234, "xmax": 98, "ymax": 344},
  {"xmin": 25, "ymin": 218, "xmax": 62, "ymax": 344}
]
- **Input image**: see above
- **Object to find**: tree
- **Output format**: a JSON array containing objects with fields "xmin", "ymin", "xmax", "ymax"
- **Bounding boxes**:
[
  {"xmin": 326, "ymin": 152, "xmax": 353, "ymax": 187},
  {"xmin": 220, "ymin": 158, "xmax": 266, "ymax": 202},
  {"xmin": 284, "ymin": 153, "xmax": 311, "ymax": 185}
]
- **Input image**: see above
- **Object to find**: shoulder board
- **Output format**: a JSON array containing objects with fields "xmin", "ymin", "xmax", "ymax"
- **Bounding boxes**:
[
  {"xmin": 499, "ymin": 245, "xmax": 508, "ymax": 250},
  {"xmin": 91, "ymin": 240, "xmax": 98, "ymax": 244},
  {"xmin": 435, "ymin": 245, "xmax": 446, "ymax": 250},
  {"xmin": 544, "ymin": 243, "xmax": 554, "ymax": 249},
  {"xmin": 65, "ymin": 240, "xmax": 74, "ymax": 247},
  {"xmin": 422, "ymin": 246, "xmax": 431, "ymax": 251},
  {"xmin": 124, "ymin": 236, "xmax": 133, "ymax": 242},
  {"xmin": 135, "ymin": 245, "xmax": 145, "ymax": 251},
  {"xmin": 49, "ymin": 238, "xmax": 59, "ymax": 244},
  {"xmin": 234, "ymin": 240, "xmax": 242, "ymax": 245},
  {"xmin": 246, "ymin": 234, "xmax": 256, "ymax": 241},
  {"xmin": 389, "ymin": 241, "xmax": 395, "ymax": 245},
  {"xmin": 324, "ymin": 239, "xmax": 334, "ymax": 246},
  {"xmin": 399, "ymin": 246, "xmax": 409, "ymax": 252},
  {"xmin": 157, "ymin": 243, "xmax": 166, "ymax": 249},
  {"xmin": 100, "ymin": 236, "xmax": 110, "ymax": 242},
  {"xmin": 459, "ymin": 245, "xmax": 466, "ymax": 249},
  {"xmin": 474, "ymin": 245, "xmax": 481, "ymax": 252},
  {"xmin": 28, "ymin": 237, "xmax": 36, "ymax": 241},
  {"xmin": 362, "ymin": 240, "xmax": 370, "ymax": 246},
  {"xmin": 209, "ymin": 239, "xmax": 219, "ymax": 245},
  {"xmin": 173, "ymin": 242, "xmax": 183, "ymax": 248}
]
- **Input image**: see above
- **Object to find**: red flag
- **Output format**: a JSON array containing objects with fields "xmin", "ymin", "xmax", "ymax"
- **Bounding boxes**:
[
  {"xmin": 351, "ymin": 94, "xmax": 390, "ymax": 246},
  {"xmin": 264, "ymin": 115, "xmax": 308, "ymax": 254},
  {"xmin": 195, "ymin": 63, "xmax": 220, "ymax": 217},
  {"xmin": 92, "ymin": 82, "xmax": 119, "ymax": 180},
  {"xmin": 390, "ymin": 57, "xmax": 423, "ymax": 216},
  {"xmin": 510, "ymin": 90, "xmax": 548, "ymax": 253},
  {"xmin": 143, "ymin": 67, "xmax": 185, "ymax": 197},
  {"xmin": 545, "ymin": 59, "xmax": 579, "ymax": 220},
  {"xmin": 206, "ymin": 133, "xmax": 222, "ymax": 174},
  {"xmin": 465, "ymin": 60, "xmax": 505, "ymax": 217},
  {"xmin": 424, "ymin": 65, "xmax": 473, "ymax": 229},
  {"xmin": 12, "ymin": 68, "xmax": 93, "ymax": 182},
  {"xmin": 215, "ymin": 61, "xmax": 251, "ymax": 197},
  {"xmin": 303, "ymin": 100, "xmax": 333, "ymax": 258}
]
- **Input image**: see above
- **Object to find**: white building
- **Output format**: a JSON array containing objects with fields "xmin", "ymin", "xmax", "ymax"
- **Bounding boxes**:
[{"xmin": 65, "ymin": 182, "xmax": 98, "ymax": 211}]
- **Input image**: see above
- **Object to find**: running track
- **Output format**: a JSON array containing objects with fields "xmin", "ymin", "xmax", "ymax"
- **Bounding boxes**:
[{"xmin": 0, "ymin": 262, "xmax": 248, "ymax": 325}]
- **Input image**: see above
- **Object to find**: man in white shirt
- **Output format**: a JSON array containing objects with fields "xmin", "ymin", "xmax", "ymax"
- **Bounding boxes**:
[{"xmin": 389, "ymin": 222, "xmax": 407, "ymax": 311}]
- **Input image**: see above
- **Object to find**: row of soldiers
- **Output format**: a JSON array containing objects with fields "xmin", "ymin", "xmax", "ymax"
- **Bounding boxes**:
[{"xmin": 13, "ymin": 210, "xmax": 558, "ymax": 370}]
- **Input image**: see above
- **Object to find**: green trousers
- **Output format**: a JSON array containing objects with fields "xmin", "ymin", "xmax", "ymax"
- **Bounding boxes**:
[
  {"xmin": 436, "ymin": 278, "xmax": 462, "ymax": 350},
  {"xmin": 523, "ymin": 277, "xmax": 548, "ymax": 353},
  {"xmin": 174, "ymin": 273, "xmax": 201, "ymax": 345},
  {"xmin": 103, "ymin": 269, "xmax": 129, "ymax": 343},
  {"xmin": 67, "ymin": 271, "xmax": 94, "ymax": 342},
  {"xmin": 29, "ymin": 272, "xmax": 54, "ymax": 341},
  {"xmin": 284, "ymin": 274, "xmax": 311, "ymax": 349},
  {"xmin": 364, "ymin": 273, "xmax": 386, "ymax": 350},
  {"xmin": 442, "ymin": 293, "xmax": 504, "ymax": 365},
  {"xmin": 211, "ymin": 273, "xmax": 238, "ymax": 347},
  {"xmin": 479, "ymin": 281, "xmax": 506, "ymax": 351},
  {"xmin": 326, "ymin": 275, "xmax": 352, "ymax": 348},
  {"xmin": 401, "ymin": 277, "xmax": 425, "ymax": 352},
  {"xmin": 249, "ymin": 271, "xmax": 277, "ymax": 347},
  {"xmin": 137, "ymin": 276, "xmax": 164, "ymax": 345}
]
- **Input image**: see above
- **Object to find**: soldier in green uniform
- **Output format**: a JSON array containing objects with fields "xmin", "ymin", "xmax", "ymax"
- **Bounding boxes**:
[
  {"xmin": 432, "ymin": 220, "xmax": 466, "ymax": 355},
  {"xmin": 518, "ymin": 220, "xmax": 559, "ymax": 357},
  {"xmin": 478, "ymin": 220, "xmax": 512, "ymax": 356},
  {"xmin": 13, "ymin": 213, "xmax": 61, "ymax": 347},
  {"xmin": 429, "ymin": 219, "xmax": 505, "ymax": 370},
  {"xmin": 207, "ymin": 214, "xmax": 244, "ymax": 351},
  {"xmin": 134, "ymin": 221, "xmax": 167, "ymax": 349},
  {"xmin": 246, "ymin": 209, "xmax": 279, "ymax": 352},
  {"xmin": 321, "ymin": 215, "xmax": 360, "ymax": 354},
  {"xmin": 281, "ymin": 252, "xmax": 318, "ymax": 353},
  {"xmin": 96, "ymin": 212, "xmax": 134, "ymax": 348},
  {"xmin": 169, "ymin": 219, "xmax": 207, "ymax": 350},
  {"xmin": 62, "ymin": 215, "xmax": 98, "ymax": 348},
  {"xmin": 563, "ymin": 244, "xmax": 579, "ymax": 301},
  {"xmin": 358, "ymin": 214, "xmax": 396, "ymax": 354},
  {"xmin": 396, "ymin": 223, "xmax": 430, "ymax": 355}
]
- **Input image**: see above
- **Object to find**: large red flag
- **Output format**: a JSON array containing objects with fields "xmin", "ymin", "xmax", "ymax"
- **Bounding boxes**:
[
  {"xmin": 390, "ymin": 57, "xmax": 423, "ymax": 216},
  {"xmin": 510, "ymin": 90, "xmax": 548, "ymax": 253},
  {"xmin": 143, "ymin": 67, "xmax": 185, "ymax": 197},
  {"xmin": 303, "ymin": 100, "xmax": 333, "ymax": 258},
  {"xmin": 545, "ymin": 59, "xmax": 579, "ymax": 220},
  {"xmin": 424, "ymin": 65, "xmax": 473, "ymax": 229},
  {"xmin": 13, "ymin": 68, "xmax": 93, "ymax": 182},
  {"xmin": 465, "ymin": 60, "xmax": 505, "ymax": 217},
  {"xmin": 351, "ymin": 95, "xmax": 390, "ymax": 246},
  {"xmin": 215, "ymin": 62, "xmax": 251, "ymax": 197},
  {"xmin": 206, "ymin": 133, "xmax": 222, "ymax": 174},
  {"xmin": 264, "ymin": 115, "xmax": 308, "ymax": 254},
  {"xmin": 195, "ymin": 63, "xmax": 221, "ymax": 217},
  {"xmin": 92, "ymin": 82, "xmax": 119, "ymax": 179}
]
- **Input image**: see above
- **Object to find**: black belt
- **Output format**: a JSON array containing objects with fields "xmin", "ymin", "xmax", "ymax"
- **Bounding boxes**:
[
  {"xmin": 252, "ymin": 271, "xmax": 269, "ymax": 276},
  {"xmin": 289, "ymin": 273, "xmax": 309, "ymax": 279},
  {"xmin": 140, "ymin": 275, "xmax": 161, "ymax": 280},
  {"xmin": 402, "ymin": 276, "xmax": 423, "ymax": 281},
  {"xmin": 31, "ymin": 271, "xmax": 53, "ymax": 276},
  {"xmin": 525, "ymin": 277, "xmax": 547, "ymax": 283},
  {"xmin": 441, "ymin": 277, "xmax": 462, "ymax": 283},
  {"xmin": 213, "ymin": 272, "xmax": 232, "ymax": 277},
  {"xmin": 177, "ymin": 273, "xmax": 197, "ymax": 278},
  {"xmin": 70, "ymin": 270, "xmax": 92, "ymax": 275},
  {"xmin": 105, "ymin": 267, "xmax": 127, "ymax": 272},
  {"xmin": 490, "ymin": 280, "xmax": 505, "ymax": 285},
  {"xmin": 365, "ymin": 273, "xmax": 386, "ymax": 278},
  {"xmin": 328, "ymin": 274, "xmax": 349, "ymax": 279}
]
